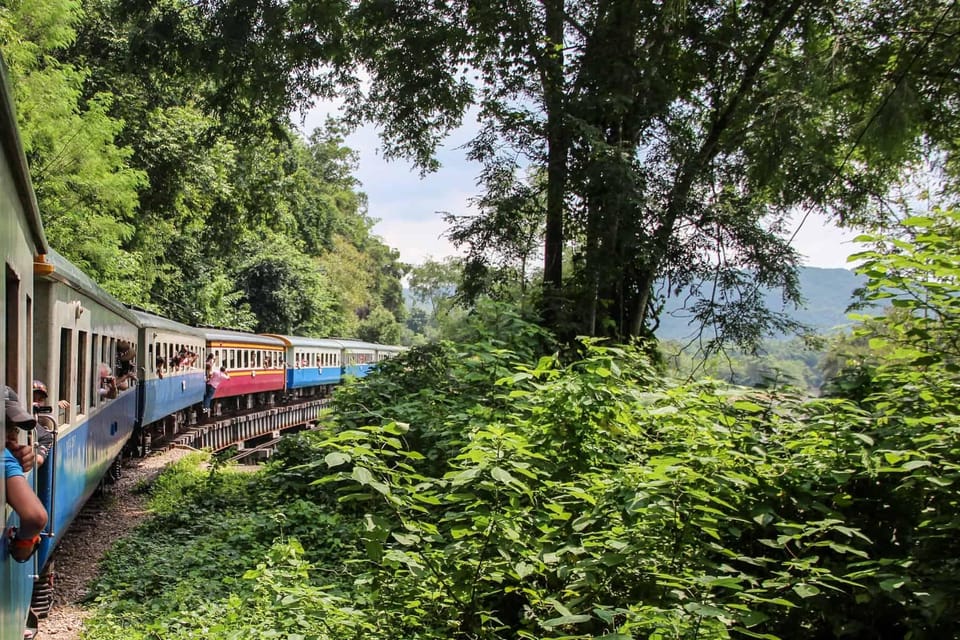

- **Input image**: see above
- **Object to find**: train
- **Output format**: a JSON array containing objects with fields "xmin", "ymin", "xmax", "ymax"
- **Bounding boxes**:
[{"xmin": 0, "ymin": 58, "xmax": 403, "ymax": 639}]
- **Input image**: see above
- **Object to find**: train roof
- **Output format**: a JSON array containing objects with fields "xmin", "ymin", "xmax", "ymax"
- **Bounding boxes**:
[
  {"xmin": 130, "ymin": 309, "xmax": 206, "ymax": 337},
  {"xmin": 334, "ymin": 338, "xmax": 383, "ymax": 351},
  {"xmin": 260, "ymin": 334, "xmax": 345, "ymax": 349},
  {"xmin": 375, "ymin": 344, "xmax": 407, "ymax": 353},
  {"xmin": 0, "ymin": 57, "xmax": 47, "ymax": 253},
  {"xmin": 204, "ymin": 328, "xmax": 286, "ymax": 348},
  {"xmin": 37, "ymin": 249, "xmax": 138, "ymax": 323}
]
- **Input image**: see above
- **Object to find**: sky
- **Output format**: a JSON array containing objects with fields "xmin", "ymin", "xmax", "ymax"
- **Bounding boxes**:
[{"xmin": 301, "ymin": 109, "xmax": 861, "ymax": 270}]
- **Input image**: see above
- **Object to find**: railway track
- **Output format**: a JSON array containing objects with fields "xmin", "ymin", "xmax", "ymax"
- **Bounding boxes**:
[{"xmin": 35, "ymin": 448, "xmax": 193, "ymax": 640}]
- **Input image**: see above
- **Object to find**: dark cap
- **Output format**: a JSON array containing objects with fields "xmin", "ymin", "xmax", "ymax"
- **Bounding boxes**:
[{"xmin": 5, "ymin": 386, "xmax": 36, "ymax": 430}]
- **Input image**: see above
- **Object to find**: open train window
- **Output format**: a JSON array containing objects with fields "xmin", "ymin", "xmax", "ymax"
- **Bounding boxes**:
[
  {"xmin": 25, "ymin": 294, "xmax": 32, "ymax": 389},
  {"xmin": 77, "ymin": 331, "xmax": 88, "ymax": 413},
  {"xmin": 91, "ymin": 334, "xmax": 100, "ymax": 407},
  {"xmin": 58, "ymin": 328, "xmax": 72, "ymax": 423},
  {"xmin": 5, "ymin": 264, "xmax": 20, "ymax": 393}
]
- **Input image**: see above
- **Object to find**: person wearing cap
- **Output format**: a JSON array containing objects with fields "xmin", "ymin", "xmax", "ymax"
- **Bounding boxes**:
[
  {"xmin": 4, "ymin": 386, "xmax": 47, "ymax": 563},
  {"xmin": 30, "ymin": 380, "xmax": 60, "ymax": 467}
]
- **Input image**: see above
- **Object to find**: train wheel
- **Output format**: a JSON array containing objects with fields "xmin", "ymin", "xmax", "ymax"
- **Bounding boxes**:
[
  {"xmin": 31, "ymin": 563, "xmax": 55, "ymax": 619},
  {"xmin": 108, "ymin": 456, "xmax": 122, "ymax": 483}
]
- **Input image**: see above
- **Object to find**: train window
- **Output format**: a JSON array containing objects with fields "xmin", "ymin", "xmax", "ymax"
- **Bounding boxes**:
[
  {"xmin": 229, "ymin": 350, "xmax": 236, "ymax": 369},
  {"xmin": 58, "ymin": 328, "xmax": 72, "ymax": 423},
  {"xmin": 256, "ymin": 351, "xmax": 262, "ymax": 369},
  {"xmin": 242, "ymin": 350, "xmax": 249, "ymax": 369},
  {"xmin": 5, "ymin": 264, "xmax": 20, "ymax": 393},
  {"xmin": 77, "ymin": 331, "xmax": 88, "ymax": 413},
  {"xmin": 25, "ymin": 294, "xmax": 32, "ymax": 391},
  {"xmin": 91, "ymin": 334, "xmax": 100, "ymax": 407}
]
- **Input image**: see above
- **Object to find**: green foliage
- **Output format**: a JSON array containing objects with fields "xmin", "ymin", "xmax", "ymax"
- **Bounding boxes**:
[
  {"xmin": 331, "ymin": 0, "xmax": 960, "ymax": 346},
  {"xmin": 83, "ymin": 218, "xmax": 960, "ymax": 639},
  {"xmin": 313, "ymin": 312, "xmax": 959, "ymax": 638},
  {"xmin": 0, "ymin": 2, "xmax": 407, "ymax": 336},
  {"xmin": 0, "ymin": 0, "xmax": 147, "ymax": 292}
]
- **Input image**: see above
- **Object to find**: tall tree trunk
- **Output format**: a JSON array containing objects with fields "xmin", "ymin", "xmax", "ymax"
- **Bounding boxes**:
[
  {"xmin": 542, "ymin": 0, "xmax": 566, "ymax": 329},
  {"xmin": 629, "ymin": 0, "xmax": 805, "ymax": 337}
]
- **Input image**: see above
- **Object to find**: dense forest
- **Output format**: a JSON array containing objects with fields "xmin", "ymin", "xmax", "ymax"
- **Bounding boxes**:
[
  {"xmin": 0, "ymin": 0, "xmax": 406, "ymax": 342},
  {"xmin": 5, "ymin": 1, "xmax": 960, "ymax": 637},
  {"xmin": 4, "ymin": 0, "xmax": 960, "ymax": 349}
]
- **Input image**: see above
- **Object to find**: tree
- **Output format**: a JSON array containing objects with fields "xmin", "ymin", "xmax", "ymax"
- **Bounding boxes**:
[
  {"xmin": 407, "ymin": 258, "xmax": 460, "ymax": 318},
  {"xmin": 446, "ymin": 166, "xmax": 544, "ymax": 305},
  {"xmin": 340, "ymin": 0, "xmax": 960, "ymax": 347},
  {"xmin": 235, "ymin": 232, "xmax": 341, "ymax": 335},
  {"xmin": 0, "ymin": 0, "xmax": 146, "ymax": 294}
]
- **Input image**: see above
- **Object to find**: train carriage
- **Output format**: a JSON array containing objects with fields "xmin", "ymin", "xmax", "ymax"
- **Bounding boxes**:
[
  {"xmin": 260, "ymin": 335, "xmax": 343, "ymax": 396},
  {"xmin": 0, "ymin": 47, "xmax": 415, "ymax": 638},
  {"xmin": 337, "ymin": 339, "xmax": 381, "ymax": 379},
  {"xmin": 0, "ymin": 56, "xmax": 48, "ymax": 640},
  {"xmin": 133, "ymin": 310, "xmax": 206, "ymax": 448},
  {"xmin": 375, "ymin": 344, "xmax": 406, "ymax": 363},
  {"xmin": 31, "ymin": 250, "xmax": 139, "ymax": 572},
  {"xmin": 204, "ymin": 330, "xmax": 286, "ymax": 410}
]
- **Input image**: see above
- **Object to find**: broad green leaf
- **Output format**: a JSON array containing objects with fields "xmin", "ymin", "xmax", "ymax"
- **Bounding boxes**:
[
  {"xmin": 352, "ymin": 466, "xmax": 375, "ymax": 485},
  {"xmin": 793, "ymin": 584, "xmax": 821, "ymax": 598},
  {"xmin": 324, "ymin": 451, "xmax": 351, "ymax": 468},
  {"xmin": 541, "ymin": 614, "xmax": 592, "ymax": 628}
]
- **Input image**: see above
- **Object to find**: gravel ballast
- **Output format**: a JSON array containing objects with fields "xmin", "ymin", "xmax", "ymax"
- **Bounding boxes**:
[{"xmin": 39, "ymin": 448, "xmax": 193, "ymax": 639}]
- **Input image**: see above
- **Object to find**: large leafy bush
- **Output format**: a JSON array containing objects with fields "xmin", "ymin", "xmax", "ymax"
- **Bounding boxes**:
[{"xmin": 84, "ymin": 216, "xmax": 960, "ymax": 638}]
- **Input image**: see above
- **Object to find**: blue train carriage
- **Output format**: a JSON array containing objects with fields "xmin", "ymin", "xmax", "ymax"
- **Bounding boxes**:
[
  {"xmin": 0, "ymin": 55, "xmax": 49, "ymax": 640},
  {"xmin": 337, "ymin": 339, "xmax": 380, "ymax": 379},
  {"xmin": 260, "ymin": 335, "xmax": 343, "ymax": 398},
  {"xmin": 132, "ymin": 310, "xmax": 206, "ymax": 451},
  {"xmin": 31, "ymin": 250, "xmax": 140, "ymax": 578}
]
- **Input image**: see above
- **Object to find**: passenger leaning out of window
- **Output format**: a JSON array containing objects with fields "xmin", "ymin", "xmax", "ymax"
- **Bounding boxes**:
[
  {"xmin": 4, "ymin": 386, "xmax": 47, "ymax": 563},
  {"xmin": 29, "ymin": 380, "xmax": 62, "ymax": 467},
  {"xmin": 98, "ymin": 363, "xmax": 118, "ymax": 400}
]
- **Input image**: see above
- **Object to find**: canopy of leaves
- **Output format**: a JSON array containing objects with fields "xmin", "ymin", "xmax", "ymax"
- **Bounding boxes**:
[{"xmin": 0, "ymin": 0, "xmax": 407, "ymax": 340}]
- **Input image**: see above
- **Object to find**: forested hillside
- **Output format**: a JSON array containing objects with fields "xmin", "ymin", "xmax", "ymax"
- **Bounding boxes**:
[
  {"xmin": 657, "ymin": 267, "xmax": 865, "ymax": 341},
  {"xmin": 0, "ymin": 1, "xmax": 405, "ymax": 341}
]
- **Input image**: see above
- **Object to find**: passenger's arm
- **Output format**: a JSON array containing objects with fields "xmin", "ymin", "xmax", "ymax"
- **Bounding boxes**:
[
  {"xmin": 8, "ymin": 443, "xmax": 35, "ymax": 473},
  {"xmin": 6, "ymin": 474, "xmax": 47, "ymax": 538}
]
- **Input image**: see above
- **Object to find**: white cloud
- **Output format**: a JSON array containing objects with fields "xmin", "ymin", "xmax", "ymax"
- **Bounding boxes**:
[
  {"xmin": 372, "ymin": 213, "xmax": 460, "ymax": 265},
  {"xmin": 787, "ymin": 212, "xmax": 861, "ymax": 269}
]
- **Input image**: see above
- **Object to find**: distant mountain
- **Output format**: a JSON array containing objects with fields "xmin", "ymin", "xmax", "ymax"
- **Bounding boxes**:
[{"xmin": 656, "ymin": 267, "xmax": 866, "ymax": 340}]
